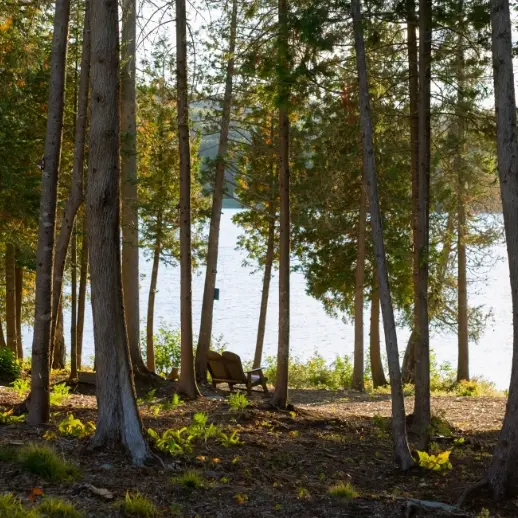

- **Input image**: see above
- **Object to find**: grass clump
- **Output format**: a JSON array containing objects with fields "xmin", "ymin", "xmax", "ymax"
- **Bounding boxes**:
[
  {"xmin": 328, "ymin": 482, "xmax": 359, "ymax": 500},
  {"xmin": 117, "ymin": 493, "xmax": 158, "ymax": 517},
  {"xmin": 172, "ymin": 469, "xmax": 204, "ymax": 490},
  {"xmin": 0, "ymin": 493, "xmax": 35, "ymax": 518},
  {"xmin": 19, "ymin": 444, "xmax": 79, "ymax": 482},
  {"xmin": 0, "ymin": 445, "xmax": 18, "ymax": 462},
  {"xmin": 37, "ymin": 498, "xmax": 84, "ymax": 518}
]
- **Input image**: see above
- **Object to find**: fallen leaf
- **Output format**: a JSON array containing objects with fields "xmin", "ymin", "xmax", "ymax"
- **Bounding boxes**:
[
  {"xmin": 29, "ymin": 487, "xmax": 44, "ymax": 502},
  {"xmin": 84, "ymin": 484, "xmax": 114, "ymax": 500}
]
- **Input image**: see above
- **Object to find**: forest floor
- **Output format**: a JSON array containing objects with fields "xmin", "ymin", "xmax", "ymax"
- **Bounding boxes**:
[{"xmin": 0, "ymin": 379, "xmax": 512, "ymax": 518}]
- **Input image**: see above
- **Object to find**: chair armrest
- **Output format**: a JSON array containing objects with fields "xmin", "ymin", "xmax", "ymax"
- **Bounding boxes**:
[{"xmin": 246, "ymin": 367, "xmax": 264, "ymax": 374}]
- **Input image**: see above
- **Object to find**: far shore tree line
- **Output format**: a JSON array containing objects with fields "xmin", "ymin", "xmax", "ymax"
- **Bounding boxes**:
[{"xmin": 1, "ymin": 0, "xmax": 518, "ymax": 502}]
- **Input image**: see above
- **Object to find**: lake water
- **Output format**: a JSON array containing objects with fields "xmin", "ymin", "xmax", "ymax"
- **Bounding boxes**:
[{"xmin": 22, "ymin": 209, "xmax": 513, "ymax": 390}]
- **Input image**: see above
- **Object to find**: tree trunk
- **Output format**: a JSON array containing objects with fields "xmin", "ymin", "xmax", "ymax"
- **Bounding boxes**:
[
  {"xmin": 352, "ymin": 181, "xmax": 367, "ymax": 391},
  {"xmin": 52, "ymin": 299, "xmax": 65, "ymax": 370},
  {"xmin": 77, "ymin": 210, "xmax": 88, "ymax": 370},
  {"xmin": 455, "ymin": 29, "xmax": 469, "ymax": 382},
  {"xmin": 402, "ymin": 0, "xmax": 419, "ymax": 385},
  {"xmin": 70, "ymin": 224, "xmax": 78, "ymax": 379},
  {"xmin": 370, "ymin": 276, "xmax": 388, "ymax": 388},
  {"xmin": 50, "ymin": 0, "xmax": 90, "ymax": 363},
  {"xmin": 253, "ymin": 210, "xmax": 275, "ymax": 369},
  {"xmin": 486, "ymin": 0, "xmax": 518, "ymax": 499},
  {"xmin": 271, "ymin": 0, "xmax": 290, "ymax": 410},
  {"xmin": 88, "ymin": 0, "xmax": 149, "ymax": 464},
  {"xmin": 352, "ymin": 0, "xmax": 413, "ymax": 470},
  {"xmin": 196, "ymin": 0, "xmax": 239, "ymax": 382},
  {"xmin": 5, "ymin": 243, "xmax": 18, "ymax": 356},
  {"xmin": 413, "ymin": 0, "xmax": 432, "ymax": 448},
  {"xmin": 29, "ymin": 0, "xmax": 70, "ymax": 425},
  {"xmin": 176, "ymin": 0, "xmax": 200, "ymax": 399},
  {"xmin": 146, "ymin": 220, "xmax": 162, "ymax": 373},
  {"xmin": 121, "ymin": 0, "xmax": 145, "ymax": 375},
  {"xmin": 15, "ymin": 257, "xmax": 23, "ymax": 358},
  {"xmin": 0, "ymin": 319, "xmax": 6, "ymax": 349}
]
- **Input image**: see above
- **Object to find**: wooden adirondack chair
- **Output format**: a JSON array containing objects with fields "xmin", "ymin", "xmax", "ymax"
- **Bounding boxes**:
[{"xmin": 207, "ymin": 350, "xmax": 268, "ymax": 395}]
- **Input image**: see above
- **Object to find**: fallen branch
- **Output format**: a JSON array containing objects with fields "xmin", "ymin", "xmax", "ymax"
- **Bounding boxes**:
[
  {"xmin": 404, "ymin": 498, "xmax": 470, "ymax": 517},
  {"xmin": 456, "ymin": 477, "xmax": 488, "ymax": 508}
]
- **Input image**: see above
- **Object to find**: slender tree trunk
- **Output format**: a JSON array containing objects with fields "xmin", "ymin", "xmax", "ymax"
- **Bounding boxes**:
[
  {"xmin": 370, "ymin": 276, "xmax": 387, "ymax": 388},
  {"xmin": 52, "ymin": 299, "xmax": 65, "ymax": 370},
  {"xmin": 271, "ymin": 0, "xmax": 290, "ymax": 409},
  {"xmin": 402, "ymin": 0, "xmax": 419, "ymax": 385},
  {"xmin": 50, "ymin": 0, "xmax": 90, "ymax": 363},
  {"xmin": 352, "ymin": 181, "xmax": 367, "ymax": 391},
  {"xmin": 77, "ymin": 210, "xmax": 88, "ymax": 370},
  {"xmin": 70, "ymin": 224, "xmax": 78, "ymax": 379},
  {"xmin": 455, "ymin": 29, "xmax": 469, "ymax": 382},
  {"xmin": 15, "ymin": 258, "xmax": 23, "ymax": 358},
  {"xmin": 121, "ymin": 0, "xmax": 145, "ymax": 375},
  {"xmin": 146, "ymin": 220, "xmax": 162, "ymax": 373},
  {"xmin": 253, "ymin": 210, "xmax": 275, "ymax": 369},
  {"xmin": 176, "ymin": 0, "xmax": 200, "ymax": 399},
  {"xmin": 196, "ymin": 0, "xmax": 239, "ymax": 382},
  {"xmin": 352, "ymin": 0, "xmax": 413, "ymax": 470},
  {"xmin": 413, "ymin": 0, "xmax": 432, "ymax": 448},
  {"xmin": 0, "ymin": 319, "xmax": 6, "ymax": 349},
  {"xmin": 5, "ymin": 243, "xmax": 18, "ymax": 356},
  {"xmin": 88, "ymin": 0, "xmax": 149, "ymax": 464},
  {"xmin": 486, "ymin": 0, "xmax": 518, "ymax": 499}
]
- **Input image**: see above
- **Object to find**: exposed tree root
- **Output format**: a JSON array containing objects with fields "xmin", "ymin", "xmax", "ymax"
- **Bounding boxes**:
[{"xmin": 456, "ymin": 477, "xmax": 488, "ymax": 508}]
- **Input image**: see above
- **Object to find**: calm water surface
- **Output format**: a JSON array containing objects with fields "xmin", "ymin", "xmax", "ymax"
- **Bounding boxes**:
[{"xmin": 22, "ymin": 210, "xmax": 512, "ymax": 389}]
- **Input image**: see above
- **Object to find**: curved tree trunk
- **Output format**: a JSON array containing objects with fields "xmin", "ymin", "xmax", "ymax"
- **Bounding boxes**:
[
  {"xmin": 146, "ymin": 220, "xmax": 162, "ymax": 373},
  {"xmin": 196, "ymin": 0, "xmax": 239, "ymax": 382},
  {"xmin": 402, "ymin": 0, "xmax": 419, "ymax": 385},
  {"xmin": 486, "ymin": 0, "xmax": 518, "ymax": 500},
  {"xmin": 352, "ymin": 0, "xmax": 413, "ymax": 470},
  {"xmin": 15, "ymin": 258, "xmax": 23, "ymax": 359},
  {"xmin": 352, "ymin": 181, "xmax": 367, "ymax": 391},
  {"xmin": 5, "ymin": 243, "xmax": 18, "ymax": 356},
  {"xmin": 121, "ymin": 0, "xmax": 146, "ymax": 375},
  {"xmin": 88, "ymin": 0, "xmax": 149, "ymax": 464},
  {"xmin": 271, "ymin": 0, "xmax": 290, "ymax": 410},
  {"xmin": 176, "ymin": 0, "xmax": 200, "ymax": 399},
  {"xmin": 370, "ymin": 277, "xmax": 387, "ymax": 388},
  {"xmin": 70, "ymin": 224, "xmax": 78, "ymax": 379},
  {"xmin": 253, "ymin": 210, "xmax": 275, "ymax": 369},
  {"xmin": 50, "ymin": 0, "xmax": 90, "ymax": 366},
  {"xmin": 52, "ymin": 299, "xmax": 65, "ymax": 370},
  {"xmin": 77, "ymin": 210, "xmax": 88, "ymax": 371},
  {"xmin": 413, "ymin": 0, "xmax": 432, "ymax": 449},
  {"xmin": 29, "ymin": 0, "xmax": 70, "ymax": 425}
]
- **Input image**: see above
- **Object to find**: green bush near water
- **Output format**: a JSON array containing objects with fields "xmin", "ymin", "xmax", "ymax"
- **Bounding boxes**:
[{"xmin": 0, "ymin": 347, "xmax": 21, "ymax": 382}]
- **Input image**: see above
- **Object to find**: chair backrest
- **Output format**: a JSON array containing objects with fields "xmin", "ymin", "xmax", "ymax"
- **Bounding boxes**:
[
  {"xmin": 207, "ymin": 351, "xmax": 229, "ymax": 380},
  {"xmin": 222, "ymin": 351, "xmax": 247, "ymax": 383}
]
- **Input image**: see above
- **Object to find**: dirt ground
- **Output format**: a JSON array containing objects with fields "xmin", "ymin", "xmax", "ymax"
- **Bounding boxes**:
[{"xmin": 0, "ymin": 382, "xmax": 513, "ymax": 517}]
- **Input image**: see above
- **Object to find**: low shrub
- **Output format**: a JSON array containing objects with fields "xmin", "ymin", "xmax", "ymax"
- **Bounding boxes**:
[
  {"xmin": 0, "ymin": 347, "xmax": 21, "ymax": 382},
  {"xmin": 19, "ymin": 444, "xmax": 79, "ymax": 481},
  {"xmin": 140, "ymin": 322, "xmax": 181, "ymax": 377}
]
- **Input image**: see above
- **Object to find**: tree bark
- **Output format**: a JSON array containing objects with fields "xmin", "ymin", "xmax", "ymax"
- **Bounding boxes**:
[
  {"xmin": 15, "ymin": 257, "xmax": 23, "ymax": 358},
  {"xmin": 352, "ymin": 0, "xmax": 413, "ymax": 470},
  {"xmin": 352, "ymin": 181, "xmax": 367, "ymax": 391},
  {"xmin": 29, "ymin": 0, "xmax": 71, "ymax": 419},
  {"xmin": 77, "ymin": 210, "xmax": 88, "ymax": 370},
  {"xmin": 413, "ymin": 0, "xmax": 432, "ymax": 448},
  {"xmin": 196, "ymin": 0, "xmax": 239, "ymax": 382},
  {"xmin": 5, "ymin": 243, "xmax": 18, "ymax": 356},
  {"xmin": 402, "ymin": 0, "xmax": 419, "ymax": 385},
  {"xmin": 121, "ymin": 0, "xmax": 145, "ymax": 374},
  {"xmin": 176, "ymin": 0, "xmax": 200, "ymax": 399},
  {"xmin": 0, "ymin": 319, "xmax": 6, "ymax": 349},
  {"xmin": 455, "ymin": 28, "xmax": 469, "ymax": 382},
  {"xmin": 52, "ymin": 299, "xmax": 65, "ymax": 370},
  {"xmin": 370, "ymin": 276, "xmax": 388, "ymax": 388},
  {"xmin": 88, "ymin": 0, "xmax": 149, "ymax": 464},
  {"xmin": 50, "ymin": 0, "xmax": 90, "ymax": 364},
  {"xmin": 486, "ymin": 0, "xmax": 518, "ymax": 499},
  {"xmin": 271, "ymin": 0, "xmax": 290, "ymax": 410},
  {"xmin": 70, "ymin": 224, "xmax": 78, "ymax": 379},
  {"xmin": 253, "ymin": 209, "xmax": 275, "ymax": 369},
  {"xmin": 146, "ymin": 219, "xmax": 162, "ymax": 373}
]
